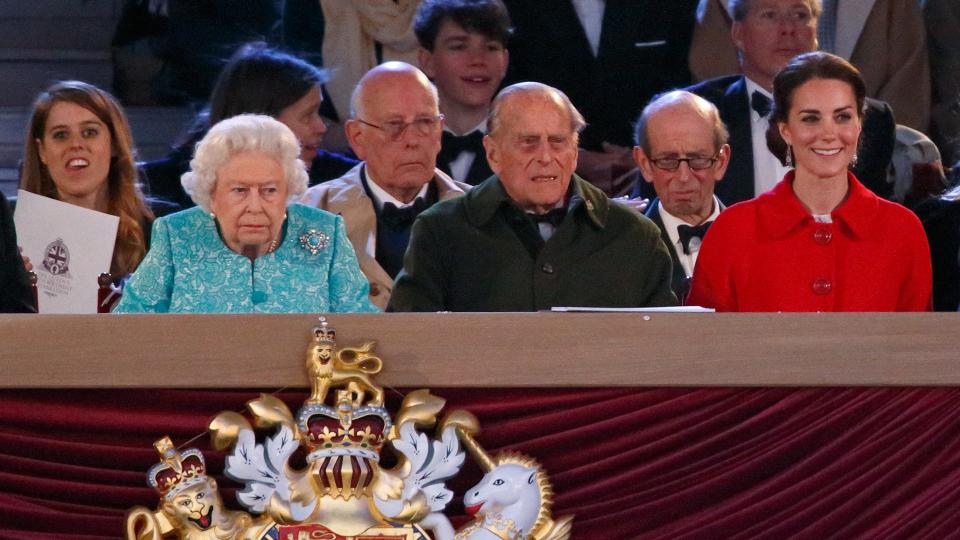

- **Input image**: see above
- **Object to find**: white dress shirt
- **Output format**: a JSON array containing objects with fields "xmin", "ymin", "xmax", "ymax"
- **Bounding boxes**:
[
  {"xmin": 745, "ymin": 78, "xmax": 791, "ymax": 196},
  {"xmin": 571, "ymin": 0, "xmax": 605, "ymax": 57},
  {"xmin": 365, "ymin": 169, "xmax": 430, "ymax": 211},
  {"xmin": 657, "ymin": 195, "xmax": 722, "ymax": 278}
]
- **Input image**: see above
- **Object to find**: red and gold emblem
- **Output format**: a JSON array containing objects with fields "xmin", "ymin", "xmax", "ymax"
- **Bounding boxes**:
[{"xmin": 125, "ymin": 318, "xmax": 572, "ymax": 540}]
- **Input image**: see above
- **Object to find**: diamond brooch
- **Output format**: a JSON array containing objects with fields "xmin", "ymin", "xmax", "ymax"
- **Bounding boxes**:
[{"xmin": 299, "ymin": 229, "xmax": 330, "ymax": 255}]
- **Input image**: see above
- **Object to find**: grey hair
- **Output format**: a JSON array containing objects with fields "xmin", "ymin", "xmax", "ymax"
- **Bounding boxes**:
[
  {"xmin": 181, "ymin": 114, "xmax": 308, "ymax": 211},
  {"xmin": 487, "ymin": 82, "xmax": 586, "ymax": 137},
  {"xmin": 729, "ymin": 0, "xmax": 821, "ymax": 21},
  {"xmin": 349, "ymin": 61, "xmax": 439, "ymax": 119},
  {"xmin": 633, "ymin": 90, "xmax": 729, "ymax": 155}
]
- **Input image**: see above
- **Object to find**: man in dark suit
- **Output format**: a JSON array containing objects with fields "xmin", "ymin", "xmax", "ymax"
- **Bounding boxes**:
[
  {"xmin": 677, "ymin": 0, "xmax": 895, "ymax": 206},
  {"xmin": 414, "ymin": 0, "xmax": 511, "ymax": 186},
  {"xmin": 503, "ymin": 0, "xmax": 699, "ymax": 193},
  {"xmin": 633, "ymin": 91, "xmax": 730, "ymax": 303}
]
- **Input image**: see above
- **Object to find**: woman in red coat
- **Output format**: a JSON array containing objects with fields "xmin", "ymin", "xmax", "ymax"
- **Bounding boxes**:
[{"xmin": 688, "ymin": 52, "xmax": 931, "ymax": 312}]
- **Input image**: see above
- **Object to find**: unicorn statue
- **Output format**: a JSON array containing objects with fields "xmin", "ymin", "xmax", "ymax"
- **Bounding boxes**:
[{"xmin": 442, "ymin": 412, "xmax": 574, "ymax": 540}]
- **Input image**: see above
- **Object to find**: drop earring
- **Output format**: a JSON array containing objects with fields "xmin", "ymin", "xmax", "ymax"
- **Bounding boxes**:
[{"xmin": 785, "ymin": 145, "xmax": 793, "ymax": 168}]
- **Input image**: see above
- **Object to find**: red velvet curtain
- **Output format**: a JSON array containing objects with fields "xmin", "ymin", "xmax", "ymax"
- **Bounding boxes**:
[{"xmin": 3, "ymin": 387, "xmax": 960, "ymax": 539}]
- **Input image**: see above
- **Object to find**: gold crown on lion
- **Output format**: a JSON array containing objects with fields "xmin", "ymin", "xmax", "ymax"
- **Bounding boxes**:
[{"xmin": 146, "ymin": 436, "xmax": 207, "ymax": 499}]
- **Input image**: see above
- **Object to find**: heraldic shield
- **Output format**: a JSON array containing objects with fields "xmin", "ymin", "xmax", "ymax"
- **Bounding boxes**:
[{"xmin": 125, "ymin": 317, "xmax": 573, "ymax": 540}]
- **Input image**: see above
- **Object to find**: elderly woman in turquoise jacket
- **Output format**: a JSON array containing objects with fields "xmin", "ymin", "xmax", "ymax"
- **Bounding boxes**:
[{"xmin": 115, "ymin": 115, "xmax": 377, "ymax": 313}]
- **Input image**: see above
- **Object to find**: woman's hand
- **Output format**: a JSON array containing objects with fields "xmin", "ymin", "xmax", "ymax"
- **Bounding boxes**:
[{"xmin": 612, "ymin": 196, "xmax": 650, "ymax": 214}]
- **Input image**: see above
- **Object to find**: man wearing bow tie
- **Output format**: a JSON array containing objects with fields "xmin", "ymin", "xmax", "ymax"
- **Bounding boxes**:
[
  {"xmin": 415, "ymin": 0, "xmax": 511, "ymax": 186},
  {"xmin": 633, "ymin": 91, "xmax": 730, "ymax": 303},
  {"xmin": 302, "ymin": 62, "xmax": 470, "ymax": 309},
  {"xmin": 680, "ymin": 0, "xmax": 895, "ymax": 206},
  {"xmin": 389, "ymin": 82, "xmax": 676, "ymax": 312}
]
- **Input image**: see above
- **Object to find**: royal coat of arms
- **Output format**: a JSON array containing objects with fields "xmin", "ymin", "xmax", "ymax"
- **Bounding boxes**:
[{"xmin": 125, "ymin": 318, "xmax": 573, "ymax": 540}]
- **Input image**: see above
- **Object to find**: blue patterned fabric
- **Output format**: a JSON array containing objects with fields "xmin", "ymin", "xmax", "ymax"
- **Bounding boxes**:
[{"xmin": 115, "ymin": 204, "xmax": 378, "ymax": 313}]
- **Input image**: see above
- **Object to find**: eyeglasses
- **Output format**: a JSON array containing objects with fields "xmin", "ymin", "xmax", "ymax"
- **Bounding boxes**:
[
  {"xmin": 355, "ymin": 114, "xmax": 444, "ymax": 140},
  {"xmin": 749, "ymin": 8, "xmax": 814, "ymax": 27},
  {"xmin": 650, "ymin": 155, "xmax": 720, "ymax": 171}
]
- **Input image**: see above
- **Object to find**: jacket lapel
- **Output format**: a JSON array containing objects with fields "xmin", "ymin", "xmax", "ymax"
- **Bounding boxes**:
[
  {"xmin": 320, "ymin": 168, "xmax": 394, "ymax": 290},
  {"xmin": 835, "ymin": 0, "xmax": 876, "ymax": 60},
  {"xmin": 716, "ymin": 77, "xmax": 757, "ymax": 205},
  {"xmin": 465, "ymin": 154, "xmax": 493, "ymax": 185},
  {"xmin": 645, "ymin": 198, "xmax": 687, "ymax": 300}
]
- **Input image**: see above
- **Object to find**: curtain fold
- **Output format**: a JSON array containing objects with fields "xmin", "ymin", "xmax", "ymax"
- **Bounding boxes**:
[{"xmin": 2, "ymin": 388, "xmax": 960, "ymax": 538}]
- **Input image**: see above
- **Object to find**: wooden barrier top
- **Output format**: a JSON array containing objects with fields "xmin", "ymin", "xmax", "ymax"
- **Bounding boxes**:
[{"xmin": 0, "ymin": 312, "xmax": 958, "ymax": 388}]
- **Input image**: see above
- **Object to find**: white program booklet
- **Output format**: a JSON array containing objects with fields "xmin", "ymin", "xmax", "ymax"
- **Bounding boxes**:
[{"xmin": 13, "ymin": 190, "xmax": 119, "ymax": 313}]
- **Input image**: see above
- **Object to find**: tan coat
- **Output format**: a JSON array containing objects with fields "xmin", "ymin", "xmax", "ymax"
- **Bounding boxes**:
[
  {"xmin": 301, "ymin": 164, "xmax": 469, "ymax": 309},
  {"xmin": 689, "ymin": 0, "xmax": 931, "ymax": 131}
]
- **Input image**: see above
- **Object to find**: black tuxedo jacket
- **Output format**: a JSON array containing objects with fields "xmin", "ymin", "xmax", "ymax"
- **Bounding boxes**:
[
  {"xmin": 915, "ymin": 196, "xmax": 960, "ymax": 311},
  {"xmin": 504, "ymin": 0, "xmax": 698, "ymax": 149},
  {"xmin": 644, "ymin": 198, "xmax": 691, "ymax": 304},
  {"xmin": 682, "ymin": 75, "xmax": 896, "ymax": 205},
  {"xmin": 1, "ymin": 196, "xmax": 35, "ymax": 313}
]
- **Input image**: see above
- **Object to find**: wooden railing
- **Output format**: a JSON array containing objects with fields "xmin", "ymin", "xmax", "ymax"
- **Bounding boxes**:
[{"xmin": 2, "ymin": 312, "xmax": 958, "ymax": 388}]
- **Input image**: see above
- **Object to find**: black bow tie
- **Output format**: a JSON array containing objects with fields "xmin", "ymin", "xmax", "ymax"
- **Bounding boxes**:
[
  {"xmin": 380, "ymin": 197, "xmax": 429, "ymax": 229},
  {"xmin": 677, "ymin": 221, "xmax": 712, "ymax": 255},
  {"xmin": 529, "ymin": 208, "xmax": 567, "ymax": 227},
  {"xmin": 751, "ymin": 90, "xmax": 772, "ymax": 118},
  {"xmin": 442, "ymin": 130, "xmax": 485, "ymax": 156}
]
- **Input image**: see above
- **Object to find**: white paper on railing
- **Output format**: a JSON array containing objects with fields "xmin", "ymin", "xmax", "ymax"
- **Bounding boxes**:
[
  {"xmin": 551, "ymin": 306, "xmax": 715, "ymax": 313},
  {"xmin": 13, "ymin": 190, "xmax": 118, "ymax": 313}
]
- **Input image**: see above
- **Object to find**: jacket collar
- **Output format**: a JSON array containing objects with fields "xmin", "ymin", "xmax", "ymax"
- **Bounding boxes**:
[
  {"xmin": 757, "ymin": 171, "xmax": 880, "ymax": 240},
  {"xmin": 317, "ymin": 163, "xmax": 468, "ymax": 207},
  {"xmin": 466, "ymin": 174, "xmax": 609, "ymax": 229}
]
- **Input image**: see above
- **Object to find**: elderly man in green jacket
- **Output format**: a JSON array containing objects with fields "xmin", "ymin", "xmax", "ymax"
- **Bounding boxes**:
[{"xmin": 388, "ymin": 82, "xmax": 677, "ymax": 311}]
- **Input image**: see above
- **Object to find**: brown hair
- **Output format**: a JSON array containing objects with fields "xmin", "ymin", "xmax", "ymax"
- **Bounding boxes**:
[
  {"xmin": 21, "ymin": 80, "xmax": 153, "ymax": 277},
  {"xmin": 765, "ymin": 52, "xmax": 867, "ymax": 166}
]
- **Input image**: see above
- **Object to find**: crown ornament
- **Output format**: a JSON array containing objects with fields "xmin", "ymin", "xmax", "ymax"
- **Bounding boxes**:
[
  {"xmin": 146, "ymin": 436, "xmax": 207, "ymax": 499},
  {"xmin": 314, "ymin": 316, "xmax": 336, "ymax": 344}
]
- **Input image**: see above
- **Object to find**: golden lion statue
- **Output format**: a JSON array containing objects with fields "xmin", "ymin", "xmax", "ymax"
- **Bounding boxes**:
[{"xmin": 305, "ymin": 322, "xmax": 384, "ymax": 407}]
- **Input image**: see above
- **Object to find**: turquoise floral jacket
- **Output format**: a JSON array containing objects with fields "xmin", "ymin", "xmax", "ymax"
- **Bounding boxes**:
[{"xmin": 115, "ymin": 204, "xmax": 378, "ymax": 313}]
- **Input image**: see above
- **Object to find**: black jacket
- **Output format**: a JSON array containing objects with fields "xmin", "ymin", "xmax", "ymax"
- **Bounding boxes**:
[
  {"xmin": 503, "ymin": 0, "xmax": 698, "ymax": 149},
  {"xmin": 1, "ymin": 196, "xmax": 36, "ymax": 313}
]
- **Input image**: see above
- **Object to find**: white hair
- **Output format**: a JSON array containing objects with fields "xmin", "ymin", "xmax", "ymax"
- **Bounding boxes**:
[{"xmin": 181, "ymin": 114, "xmax": 309, "ymax": 211}]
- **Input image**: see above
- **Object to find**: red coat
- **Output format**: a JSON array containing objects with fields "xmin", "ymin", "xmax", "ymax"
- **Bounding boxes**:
[{"xmin": 688, "ymin": 172, "xmax": 932, "ymax": 312}]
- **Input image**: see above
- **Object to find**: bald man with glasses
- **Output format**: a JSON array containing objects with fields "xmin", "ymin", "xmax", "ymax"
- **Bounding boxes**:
[
  {"xmin": 303, "ymin": 62, "xmax": 470, "ymax": 309},
  {"xmin": 633, "ymin": 91, "xmax": 731, "ymax": 303}
]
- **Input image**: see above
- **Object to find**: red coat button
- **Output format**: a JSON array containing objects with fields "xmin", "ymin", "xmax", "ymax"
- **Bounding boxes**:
[
  {"xmin": 813, "ymin": 227, "xmax": 833, "ymax": 245},
  {"xmin": 811, "ymin": 278, "xmax": 833, "ymax": 295}
]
